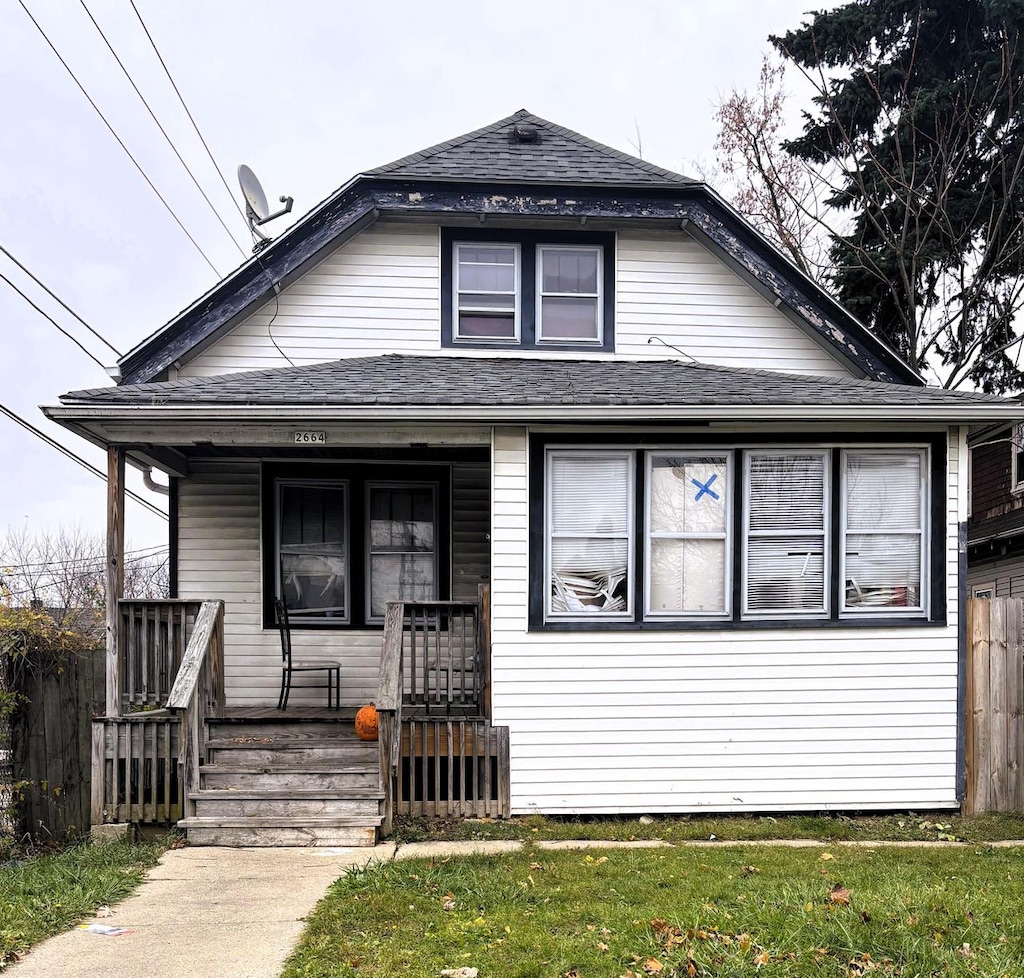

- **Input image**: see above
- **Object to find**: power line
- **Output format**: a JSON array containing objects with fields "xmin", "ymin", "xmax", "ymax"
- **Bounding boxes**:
[
  {"xmin": 0, "ymin": 545, "xmax": 169, "ymax": 573},
  {"xmin": 0, "ymin": 401, "xmax": 168, "ymax": 521},
  {"xmin": 0, "ymin": 241, "xmax": 121, "ymax": 357},
  {"xmin": 0, "ymin": 266, "xmax": 107, "ymax": 369},
  {"xmin": 16, "ymin": 0, "xmax": 222, "ymax": 278},
  {"xmin": 78, "ymin": 0, "xmax": 248, "ymax": 260},
  {"xmin": 128, "ymin": 0, "xmax": 249, "ymax": 228}
]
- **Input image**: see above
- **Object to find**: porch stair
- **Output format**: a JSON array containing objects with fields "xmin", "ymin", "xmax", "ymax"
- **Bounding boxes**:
[{"xmin": 177, "ymin": 718, "xmax": 382, "ymax": 846}]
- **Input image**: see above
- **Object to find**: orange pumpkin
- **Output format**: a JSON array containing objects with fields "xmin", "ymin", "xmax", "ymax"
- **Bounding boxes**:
[{"xmin": 355, "ymin": 703, "xmax": 379, "ymax": 741}]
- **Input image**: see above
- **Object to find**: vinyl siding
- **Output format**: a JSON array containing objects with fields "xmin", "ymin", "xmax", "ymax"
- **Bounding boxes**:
[
  {"xmin": 178, "ymin": 225, "xmax": 856, "ymax": 379},
  {"xmin": 488, "ymin": 425, "xmax": 963, "ymax": 814},
  {"xmin": 179, "ymin": 223, "xmax": 442, "ymax": 377},
  {"xmin": 614, "ymin": 232, "xmax": 854, "ymax": 377},
  {"xmin": 967, "ymin": 554, "xmax": 1024, "ymax": 598},
  {"xmin": 176, "ymin": 454, "xmax": 490, "ymax": 707}
]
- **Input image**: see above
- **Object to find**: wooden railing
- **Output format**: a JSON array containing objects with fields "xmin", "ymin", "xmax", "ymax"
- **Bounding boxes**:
[
  {"xmin": 119, "ymin": 600, "xmax": 202, "ymax": 712},
  {"xmin": 90, "ymin": 715, "xmax": 182, "ymax": 825},
  {"xmin": 166, "ymin": 601, "xmax": 225, "ymax": 819},
  {"xmin": 397, "ymin": 719, "xmax": 509, "ymax": 818},
  {"xmin": 377, "ymin": 588, "xmax": 505, "ymax": 834}
]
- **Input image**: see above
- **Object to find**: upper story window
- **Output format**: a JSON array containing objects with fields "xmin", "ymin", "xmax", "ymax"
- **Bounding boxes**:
[
  {"xmin": 442, "ymin": 228, "xmax": 614, "ymax": 352},
  {"xmin": 454, "ymin": 243, "xmax": 519, "ymax": 341}
]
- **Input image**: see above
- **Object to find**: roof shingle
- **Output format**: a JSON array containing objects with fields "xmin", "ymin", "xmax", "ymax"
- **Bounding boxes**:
[
  {"xmin": 63, "ymin": 355, "xmax": 1010, "ymax": 410},
  {"xmin": 365, "ymin": 110, "xmax": 697, "ymax": 187}
]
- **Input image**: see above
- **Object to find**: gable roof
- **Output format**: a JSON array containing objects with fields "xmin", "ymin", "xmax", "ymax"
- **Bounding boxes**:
[
  {"xmin": 365, "ymin": 109, "xmax": 698, "ymax": 187},
  {"xmin": 58, "ymin": 355, "xmax": 1014, "ymax": 423},
  {"xmin": 111, "ymin": 110, "xmax": 920, "ymax": 389}
]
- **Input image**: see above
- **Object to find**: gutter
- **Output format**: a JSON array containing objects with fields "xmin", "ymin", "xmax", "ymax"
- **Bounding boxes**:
[{"xmin": 43, "ymin": 402, "xmax": 1024, "ymax": 426}]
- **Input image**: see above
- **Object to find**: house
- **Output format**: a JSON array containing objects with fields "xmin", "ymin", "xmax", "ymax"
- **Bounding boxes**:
[
  {"xmin": 45, "ymin": 110, "xmax": 1023, "ymax": 844},
  {"xmin": 968, "ymin": 421, "xmax": 1024, "ymax": 598}
]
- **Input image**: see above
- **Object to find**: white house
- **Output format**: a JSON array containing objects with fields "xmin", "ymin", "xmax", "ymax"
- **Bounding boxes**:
[{"xmin": 47, "ymin": 110, "xmax": 1023, "ymax": 844}]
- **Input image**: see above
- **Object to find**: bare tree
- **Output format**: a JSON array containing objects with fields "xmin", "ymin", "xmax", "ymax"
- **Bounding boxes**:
[
  {"xmin": 0, "ymin": 527, "xmax": 168, "ymax": 643},
  {"xmin": 706, "ymin": 2, "xmax": 1024, "ymax": 392}
]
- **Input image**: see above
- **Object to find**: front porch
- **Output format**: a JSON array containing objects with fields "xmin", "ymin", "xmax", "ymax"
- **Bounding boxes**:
[{"xmin": 90, "ymin": 591, "xmax": 509, "ymax": 842}]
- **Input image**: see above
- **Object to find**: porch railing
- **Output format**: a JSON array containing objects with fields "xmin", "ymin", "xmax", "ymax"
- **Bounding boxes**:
[
  {"xmin": 377, "ymin": 587, "xmax": 506, "ymax": 835},
  {"xmin": 119, "ymin": 599, "xmax": 202, "ymax": 712},
  {"xmin": 93, "ymin": 599, "xmax": 224, "ymax": 826},
  {"xmin": 166, "ymin": 600, "xmax": 225, "ymax": 819}
]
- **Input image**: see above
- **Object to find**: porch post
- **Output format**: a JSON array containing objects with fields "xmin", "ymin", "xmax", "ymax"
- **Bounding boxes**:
[{"xmin": 105, "ymin": 447, "xmax": 125, "ymax": 717}]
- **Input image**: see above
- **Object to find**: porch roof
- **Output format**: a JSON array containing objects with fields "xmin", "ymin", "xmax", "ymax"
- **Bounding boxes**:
[{"xmin": 55, "ymin": 354, "xmax": 1019, "ymax": 424}]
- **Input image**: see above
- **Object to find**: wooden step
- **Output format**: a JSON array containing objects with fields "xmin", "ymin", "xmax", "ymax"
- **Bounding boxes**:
[
  {"xmin": 207, "ymin": 745, "xmax": 376, "ymax": 767},
  {"xmin": 178, "ymin": 815, "xmax": 380, "ymax": 847},
  {"xmin": 200, "ymin": 764, "xmax": 380, "ymax": 791},
  {"xmin": 192, "ymin": 788, "xmax": 382, "ymax": 818}
]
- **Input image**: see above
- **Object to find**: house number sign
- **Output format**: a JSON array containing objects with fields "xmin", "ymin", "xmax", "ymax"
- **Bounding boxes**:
[{"xmin": 293, "ymin": 430, "xmax": 327, "ymax": 444}]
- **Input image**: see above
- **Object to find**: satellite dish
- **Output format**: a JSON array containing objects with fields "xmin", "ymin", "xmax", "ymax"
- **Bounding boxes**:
[{"xmin": 237, "ymin": 164, "xmax": 294, "ymax": 251}]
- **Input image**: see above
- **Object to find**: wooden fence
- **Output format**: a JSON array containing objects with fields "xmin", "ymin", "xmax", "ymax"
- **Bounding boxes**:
[
  {"xmin": 6, "ymin": 647, "xmax": 104, "ymax": 838},
  {"xmin": 965, "ymin": 597, "xmax": 1024, "ymax": 814}
]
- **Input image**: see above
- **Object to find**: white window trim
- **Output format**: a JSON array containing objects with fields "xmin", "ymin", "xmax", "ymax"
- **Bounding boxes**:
[
  {"xmin": 972, "ymin": 582, "xmax": 996, "ymax": 599},
  {"xmin": 644, "ymin": 450, "xmax": 733, "ymax": 619},
  {"xmin": 453, "ymin": 241, "xmax": 521, "ymax": 343},
  {"xmin": 276, "ymin": 478, "xmax": 350, "ymax": 623},
  {"xmin": 545, "ymin": 449, "xmax": 635, "ymax": 622},
  {"xmin": 1012, "ymin": 422, "xmax": 1024, "ymax": 493},
  {"xmin": 839, "ymin": 447, "xmax": 928, "ymax": 616},
  {"xmin": 535, "ymin": 243, "xmax": 603, "ymax": 345},
  {"xmin": 742, "ymin": 449, "xmax": 830, "ymax": 620},
  {"xmin": 364, "ymin": 481, "xmax": 439, "ymax": 624}
]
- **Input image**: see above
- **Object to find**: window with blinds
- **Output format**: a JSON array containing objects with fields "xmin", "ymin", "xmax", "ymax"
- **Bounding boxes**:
[
  {"xmin": 367, "ymin": 483, "xmax": 437, "ymax": 619},
  {"xmin": 842, "ymin": 450, "xmax": 926, "ymax": 612},
  {"xmin": 277, "ymin": 481, "xmax": 348, "ymax": 620},
  {"xmin": 744, "ymin": 452, "xmax": 829, "ymax": 615},
  {"xmin": 547, "ymin": 451, "xmax": 633, "ymax": 618}
]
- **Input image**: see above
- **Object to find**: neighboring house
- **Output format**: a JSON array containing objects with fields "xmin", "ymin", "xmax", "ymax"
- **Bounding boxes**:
[
  {"xmin": 967, "ymin": 421, "xmax": 1024, "ymax": 597},
  {"xmin": 46, "ymin": 110, "xmax": 1023, "ymax": 840}
]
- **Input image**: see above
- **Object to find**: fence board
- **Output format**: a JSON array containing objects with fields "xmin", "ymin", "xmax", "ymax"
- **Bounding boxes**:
[{"xmin": 965, "ymin": 598, "xmax": 1024, "ymax": 814}]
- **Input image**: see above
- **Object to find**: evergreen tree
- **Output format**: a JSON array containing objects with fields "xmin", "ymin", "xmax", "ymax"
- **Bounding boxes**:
[{"xmin": 764, "ymin": 1, "xmax": 1024, "ymax": 390}]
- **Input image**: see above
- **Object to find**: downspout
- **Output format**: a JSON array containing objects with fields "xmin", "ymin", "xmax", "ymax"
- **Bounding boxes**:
[{"xmin": 142, "ymin": 466, "xmax": 170, "ymax": 495}]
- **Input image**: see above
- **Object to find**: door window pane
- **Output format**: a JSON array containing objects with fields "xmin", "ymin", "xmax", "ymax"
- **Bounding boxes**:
[
  {"xmin": 278, "ymin": 482, "xmax": 348, "ymax": 619},
  {"xmin": 367, "ymin": 485, "xmax": 437, "ymax": 618}
]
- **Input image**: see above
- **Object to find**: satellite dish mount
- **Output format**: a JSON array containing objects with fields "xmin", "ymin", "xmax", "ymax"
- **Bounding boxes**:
[{"xmin": 238, "ymin": 164, "xmax": 293, "ymax": 252}]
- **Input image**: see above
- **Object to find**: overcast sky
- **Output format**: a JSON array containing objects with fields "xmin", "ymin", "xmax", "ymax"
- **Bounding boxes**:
[{"xmin": 0, "ymin": 0, "xmax": 830, "ymax": 554}]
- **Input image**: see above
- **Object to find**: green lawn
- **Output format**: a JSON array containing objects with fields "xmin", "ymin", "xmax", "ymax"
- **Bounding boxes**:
[
  {"xmin": 284, "ymin": 843, "xmax": 1024, "ymax": 977},
  {"xmin": 393, "ymin": 811, "xmax": 1024, "ymax": 845},
  {"xmin": 0, "ymin": 837, "xmax": 166, "ymax": 969}
]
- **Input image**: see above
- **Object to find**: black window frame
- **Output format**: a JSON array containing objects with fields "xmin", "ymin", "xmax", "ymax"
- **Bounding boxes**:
[
  {"xmin": 441, "ymin": 227, "xmax": 615, "ymax": 352},
  {"xmin": 262, "ymin": 461, "xmax": 451, "ymax": 630},
  {"xmin": 528, "ymin": 432, "xmax": 947, "ymax": 631}
]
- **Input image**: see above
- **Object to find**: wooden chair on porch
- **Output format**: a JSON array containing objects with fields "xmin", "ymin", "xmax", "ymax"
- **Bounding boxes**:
[{"xmin": 274, "ymin": 598, "xmax": 342, "ymax": 710}]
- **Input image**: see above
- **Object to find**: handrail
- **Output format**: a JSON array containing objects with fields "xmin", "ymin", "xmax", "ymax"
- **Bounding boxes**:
[
  {"xmin": 376, "ymin": 601, "xmax": 405, "ymax": 837},
  {"xmin": 166, "ymin": 599, "xmax": 225, "ymax": 818}
]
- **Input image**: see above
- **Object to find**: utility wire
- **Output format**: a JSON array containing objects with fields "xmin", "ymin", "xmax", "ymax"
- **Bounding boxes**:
[
  {"xmin": 16, "ymin": 0, "xmax": 222, "ymax": 278},
  {"xmin": 0, "ymin": 267, "xmax": 107, "ymax": 369},
  {"xmin": 0, "ymin": 545, "xmax": 169, "ymax": 573},
  {"xmin": 0, "ymin": 402, "xmax": 168, "ymax": 521},
  {"xmin": 128, "ymin": 0, "xmax": 249, "ymax": 227},
  {"xmin": 0, "ymin": 242, "xmax": 121, "ymax": 357},
  {"xmin": 78, "ymin": 0, "xmax": 248, "ymax": 259}
]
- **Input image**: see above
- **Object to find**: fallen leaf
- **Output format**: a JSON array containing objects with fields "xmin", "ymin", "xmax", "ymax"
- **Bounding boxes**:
[
  {"xmin": 439, "ymin": 969, "xmax": 478, "ymax": 978},
  {"xmin": 820, "ymin": 852, "xmax": 835, "ymax": 861},
  {"xmin": 642, "ymin": 958, "xmax": 664, "ymax": 974},
  {"xmin": 597, "ymin": 942, "xmax": 610, "ymax": 953},
  {"xmin": 741, "ymin": 865, "xmax": 760, "ymax": 875},
  {"xmin": 441, "ymin": 893, "xmax": 456, "ymax": 912},
  {"xmin": 860, "ymin": 910, "xmax": 871, "ymax": 923},
  {"xmin": 753, "ymin": 950, "xmax": 770, "ymax": 966},
  {"xmin": 829, "ymin": 884, "xmax": 852, "ymax": 906}
]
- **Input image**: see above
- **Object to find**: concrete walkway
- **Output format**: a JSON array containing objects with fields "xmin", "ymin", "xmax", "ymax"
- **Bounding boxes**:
[{"xmin": 6, "ymin": 838, "xmax": 1024, "ymax": 977}]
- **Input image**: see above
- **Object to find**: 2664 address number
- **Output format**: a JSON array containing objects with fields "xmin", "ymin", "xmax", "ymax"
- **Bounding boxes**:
[{"xmin": 294, "ymin": 430, "xmax": 327, "ymax": 444}]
